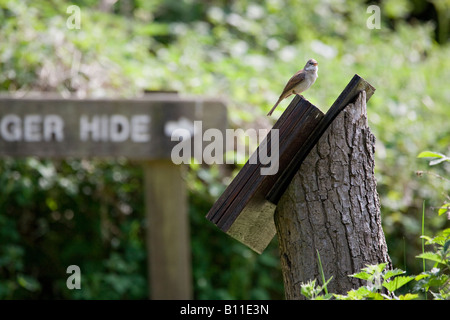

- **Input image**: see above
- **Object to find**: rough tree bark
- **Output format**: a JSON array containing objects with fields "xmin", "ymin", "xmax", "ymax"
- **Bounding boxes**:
[{"xmin": 274, "ymin": 91, "xmax": 392, "ymax": 299}]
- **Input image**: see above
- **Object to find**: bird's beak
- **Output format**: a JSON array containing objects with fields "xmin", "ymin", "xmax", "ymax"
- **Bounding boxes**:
[{"xmin": 313, "ymin": 62, "xmax": 318, "ymax": 66}]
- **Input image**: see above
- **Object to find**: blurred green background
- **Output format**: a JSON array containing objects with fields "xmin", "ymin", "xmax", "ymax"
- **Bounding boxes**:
[{"xmin": 0, "ymin": 0, "xmax": 449, "ymax": 299}]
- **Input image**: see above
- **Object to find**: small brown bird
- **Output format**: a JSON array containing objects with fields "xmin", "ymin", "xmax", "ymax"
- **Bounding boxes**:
[{"xmin": 267, "ymin": 58, "xmax": 318, "ymax": 116}]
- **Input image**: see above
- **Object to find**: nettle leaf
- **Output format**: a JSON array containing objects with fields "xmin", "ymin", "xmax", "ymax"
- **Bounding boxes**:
[
  {"xmin": 383, "ymin": 268, "xmax": 405, "ymax": 281},
  {"xmin": 300, "ymin": 279, "xmax": 316, "ymax": 298},
  {"xmin": 350, "ymin": 271, "xmax": 371, "ymax": 281},
  {"xmin": 421, "ymin": 234, "xmax": 448, "ymax": 246},
  {"xmin": 443, "ymin": 240, "xmax": 450, "ymax": 254},
  {"xmin": 417, "ymin": 252, "xmax": 444, "ymax": 264},
  {"xmin": 366, "ymin": 263, "xmax": 387, "ymax": 274},
  {"xmin": 383, "ymin": 275, "xmax": 414, "ymax": 292},
  {"xmin": 334, "ymin": 286, "xmax": 371, "ymax": 300},
  {"xmin": 420, "ymin": 235, "xmax": 433, "ymax": 243},
  {"xmin": 398, "ymin": 293, "xmax": 419, "ymax": 300},
  {"xmin": 351, "ymin": 263, "xmax": 388, "ymax": 280},
  {"xmin": 367, "ymin": 292, "xmax": 384, "ymax": 300},
  {"xmin": 414, "ymin": 273, "xmax": 430, "ymax": 281}
]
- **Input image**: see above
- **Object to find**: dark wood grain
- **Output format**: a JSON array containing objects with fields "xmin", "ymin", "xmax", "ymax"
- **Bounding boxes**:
[
  {"xmin": 206, "ymin": 94, "xmax": 303, "ymax": 224},
  {"xmin": 206, "ymin": 96, "xmax": 324, "ymax": 252},
  {"xmin": 217, "ymin": 105, "xmax": 324, "ymax": 231}
]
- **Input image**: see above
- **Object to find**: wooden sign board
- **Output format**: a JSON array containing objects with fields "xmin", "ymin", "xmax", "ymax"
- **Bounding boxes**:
[
  {"xmin": 0, "ymin": 92, "xmax": 227, "ymax": 300},
  {"xmin": 206, "ymin": 74, "xmax": 375, "ymax": 254},
  {"xmin": 0, "ymin": 93, "xmax": 226, "ymax": 159}
]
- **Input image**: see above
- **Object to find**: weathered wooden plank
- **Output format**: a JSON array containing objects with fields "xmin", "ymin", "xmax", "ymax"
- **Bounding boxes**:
[
  {"xmin": 225, "ymin": 105, "xmax": 324, "ymax": 253},
  {"xmin": 0, "ymin": 94, "xmax": 226, "ymax": 159},
  {"xmin": 206, "ymin": 96, "xmax": 324, "ymax": 253},
  {"xmin": 205, "ymin": 95, "xmax": 302, "ymax": 224},
  {"xmin": 218, "ymin": 104, "xmax": 323, "ymax": 231}
]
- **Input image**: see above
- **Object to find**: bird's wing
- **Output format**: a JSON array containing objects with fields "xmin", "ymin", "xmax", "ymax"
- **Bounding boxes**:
[
  {"xmin": 268, "ymin": 70, "xmax": 306, "ymax": 116},
  {"xmin": 281, "ymin": 70, "xmax": 306, "ymax": 95}
]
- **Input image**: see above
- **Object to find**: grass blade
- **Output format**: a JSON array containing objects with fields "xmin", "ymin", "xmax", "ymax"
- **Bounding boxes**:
[
  {"xmin": 422, "ymin": 200, "xmax": 426, "ymax": 273},
  {"xmin": 316, "ymin": 249, "xmax": 328, "ymax": 295}
]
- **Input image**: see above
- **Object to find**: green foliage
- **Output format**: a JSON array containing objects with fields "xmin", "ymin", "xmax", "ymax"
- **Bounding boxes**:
[
  {"xmin": 341, "ymin": 263, "xmax": 416, "ymax": 300},
  {"xmin": 300, "ymin": 278, "xmax": 333, "ymax": 300},
  {"xmin": 0, "ymin": 158, "xmax": 147, "ymax": 299},
  {"xmin": 300, "ymin": 250, "xmax": 333, "ymax": 300},
  {"xmin": 412, "ymin": 151, "xmax": 450, "ymax": 299},
  {"xmin": 418, "ymin": 151, "xmax": 450, "ymax": 166},
  {"xmin": 301, "ymin": 262, "xmax": 418, "ymax": 300},
  {"xmin": 414, "ymin": 226, "xmax": 450, "ymax": 299},
  {"xmin": 301, "ymin": 263, "xmax": 420, "ymax": 300}
]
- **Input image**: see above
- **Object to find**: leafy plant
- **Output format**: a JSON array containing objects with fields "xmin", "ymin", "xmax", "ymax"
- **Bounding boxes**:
[
  {"xmin": 335, "ymin": 263, "xmax": 416, "ymax": 300},
  {"xmin": 300, "ymin": 250, "xmax": 333, "ymax": 300},
  {"xmin": 301, "ymin": 262, "xmax": 417, "ymax": 300},
  {"xmin": 414, "ymin": 228, "xmax": 450, "ymax": 299},
  {"xmin": 300, "ymin": 278, "xmax": 333, "ymax": 300}
]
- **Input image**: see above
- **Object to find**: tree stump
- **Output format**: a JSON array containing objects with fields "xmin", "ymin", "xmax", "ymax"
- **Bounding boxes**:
[{"xmin": 274, "ymin": 91, "xmax": 392, "ymax": 299}]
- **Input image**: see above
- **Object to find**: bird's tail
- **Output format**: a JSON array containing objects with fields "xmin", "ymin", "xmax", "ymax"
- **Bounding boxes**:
[{"xmin": 267, "ymin": 98, "xmax": 282, "ymax": 116}]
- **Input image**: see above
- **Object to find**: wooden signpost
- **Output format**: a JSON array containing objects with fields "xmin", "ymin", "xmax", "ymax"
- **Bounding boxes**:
[{"xmin": 0, "ymin": 93, "xmax": 227, "ymax": 299}]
